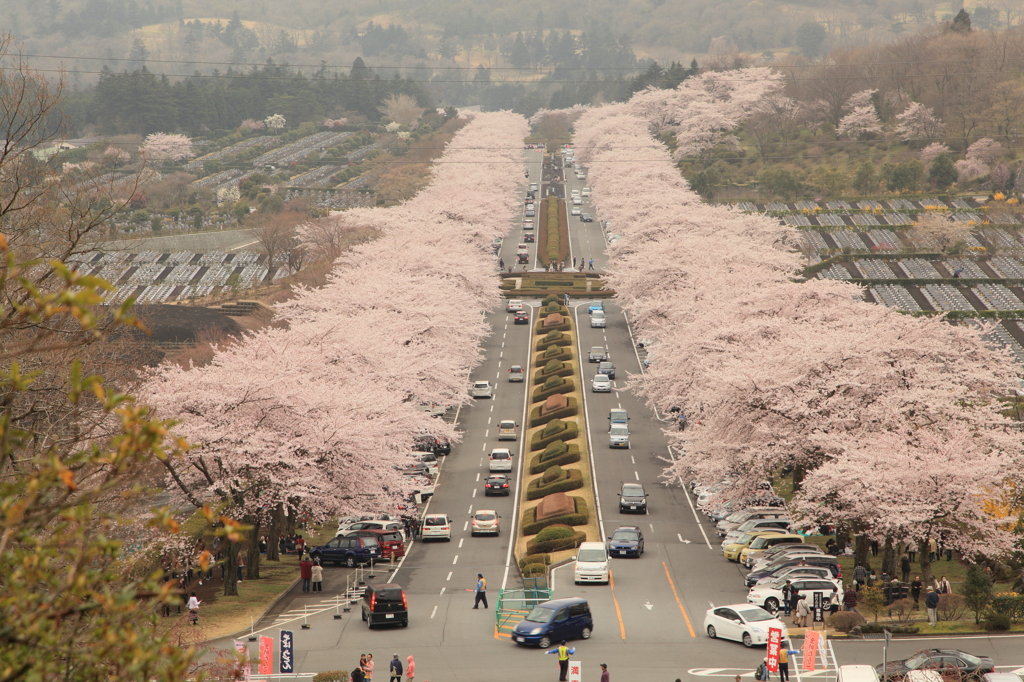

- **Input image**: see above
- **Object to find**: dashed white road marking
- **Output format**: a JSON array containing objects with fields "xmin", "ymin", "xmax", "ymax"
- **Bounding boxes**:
[
  {"xmin": 634, "ymin": 471, "xmax": 640, "ymax": 480},
  {"xmin": 453, "ymin": 555, "xmax": 459, "ymax": 565},
  {"xmin": 431, "ymin": 605, "xmax": 438, "ymax": 618},
  {"xmin": 447, "ymin": 571, "xmax": 453, "ymax": 581},
  {"xmin": 459, "ymin": 538, "xmax": 464, "ymax": 548}
]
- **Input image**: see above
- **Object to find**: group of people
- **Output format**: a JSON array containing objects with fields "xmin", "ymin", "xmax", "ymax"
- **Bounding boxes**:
[
  {"xmin": 298, "ymin": 555, "xmax": 324, "ymax": 593},
  {"xmin": 350, "ymin": 654, "xmax": 415, "ymax": 682}
]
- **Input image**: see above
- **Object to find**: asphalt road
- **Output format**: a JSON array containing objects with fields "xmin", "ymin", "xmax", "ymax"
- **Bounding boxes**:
[{"xmin": 217, "ymin": 147, "xmax": 1024, "ymax": 682}]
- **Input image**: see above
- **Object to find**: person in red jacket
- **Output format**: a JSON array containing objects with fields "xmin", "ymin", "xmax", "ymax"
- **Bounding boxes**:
[{"xmin": 299, "ymin": 557, "xmax": 313, "ymax": 593}]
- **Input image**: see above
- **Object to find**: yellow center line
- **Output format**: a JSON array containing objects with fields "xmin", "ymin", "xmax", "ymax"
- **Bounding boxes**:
[
  {"xmin": 663, "ymin": 561, "xmax": 696, "ymax": 638},
  {"xmin": 608, "ymin": 570, "xmax": 627, "ymax": 640}
]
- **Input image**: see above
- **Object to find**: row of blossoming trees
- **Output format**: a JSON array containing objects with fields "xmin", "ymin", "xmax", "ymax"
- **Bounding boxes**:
[
  {"xmin": 571, "ymin": 70, "xmax": 1024, "ymax": 582},
  {"xmin": 143, "ymin": 112, "xmax": 528, "ymax": 592}
]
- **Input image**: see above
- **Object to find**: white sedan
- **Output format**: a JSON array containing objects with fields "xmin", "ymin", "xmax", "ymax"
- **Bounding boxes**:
[
  {"xmin": 571, "ymin": 206, "xmax": 581, "ymax": 216},
  {"xmin": 703, "ymin": 604, "xmax": 789, "ymax": 647},
  {"xmin": 506, "ymin": 300, "xmax": 524, "ymax": 312},
  {"xmin": 747, "ymin": 577, "xmax": 841, "ymax": 613},
  {"xmin": 592, "ymin": 375, "xmax": 612, "ymax": 392}
]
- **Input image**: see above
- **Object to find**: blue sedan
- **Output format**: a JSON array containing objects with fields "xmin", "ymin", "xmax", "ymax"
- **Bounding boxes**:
[{"xmin": 607, "ymin": 526, "xmax": 644, "ymax": 557}]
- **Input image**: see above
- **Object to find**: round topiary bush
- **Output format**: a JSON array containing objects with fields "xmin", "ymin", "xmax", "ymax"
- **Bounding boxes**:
[
  {"xmin": 522, "ymin": 563, "xmax": 547, "ymax": 576},
  {"xmin": 542, "ymin": 464, "xmax": 564, "ymax": 484},
  {"xmin": 534, "ymin": 524, "xmax": 574, "ymax": 542},
  {"xmin": 542, "ymin": 440, "xmax": 568, "ymax": 459}
]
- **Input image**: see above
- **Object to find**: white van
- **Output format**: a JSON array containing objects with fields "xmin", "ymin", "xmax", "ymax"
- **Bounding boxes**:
[
  {"xmin": 573, "ymin": 541, "xmax": 609, "ymax": 585},
  {"xmin": 838, "ymin": 666, "xmax": 880, "ymax": 682}
]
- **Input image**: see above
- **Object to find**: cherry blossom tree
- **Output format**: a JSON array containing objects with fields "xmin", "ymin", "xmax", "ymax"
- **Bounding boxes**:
[
  {"xmin": 920, "ymin": 142, "xmax": 952, "ymax": 170},
  {"xmin": 966, "ymin": 137, "xmax": 1004, "ymax": 164},
  {"xmin": 572, "ymin": 97, "xmax": 1023, "ymax": 568},
  {"xmin": 238, "ymin": 118, "xmax": 265, "ymax": 131},
  {"xmin": 837, "ymin": 106, "xmax": 882, "ymax": 138},
  {"xmin": 141, "ymin": 133, "xmax": 194, "ymax": 161},
  {"xmin": 895, "ymin": 102, "xmax": 944, "ymax": 141},
  {"xmin": 265, "ymin": 113, "xmax": 286, "ymax": 129},
  {"xmin": 955, "ymin": 158, "xmax": 990, "ymax": 183}
]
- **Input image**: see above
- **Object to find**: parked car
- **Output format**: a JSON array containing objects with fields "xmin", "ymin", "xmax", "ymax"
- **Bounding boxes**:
[
  {"xmin": 508, "ymin": 365, "xmax": 525, "ymax": 382},
  {"xmin": 512, "ymin": 597, "xmax": 593, "ymax": 648},
  {"xmin": 750, "ymin": 566, "xmax": 837, "ymax": 588},
  {"xmin": 574, "ymin": 542, "xmax": 610, "ymax": 584},
  {"xmin": 724, "ymin": 531, "xmax": 788, "ymax": 562},
  {"xmin": 721, "ymin": 519, "xmax": 792, "ymax": 549},
  {"xmin": 597, "ymin": 362, "xmax": 616, "ymax": 379},
  {"xmin": 310, "ymin": 535, "xmax": 381, "ymax": 567},
  {"xmin": 470, "ymin": 509, "xmax": 501, "ymax": 534},
  {"xmin": 877, "ymin": 650, "xmax": 994, "ymax": 681},
  {"xmin": 483, "ymin": 475, "xmax": 510, "ymax": 497},
  {"xmin": 703, "ymin": 604, "xmax": 789, "ymax": 647},
  {"xmin": 414, "ymin": 434, "xmax": 450, "ymax": 456},
  {"xmin": 592, "ymin": 374, "xmax": 612, "ymax": 392},
  {"xmin": 745, "ymin": 556, "xmax": 842, "ymax": 587},
  {"xmin": 590, "ymin": 310, "xmax": 607, "ymax": 328},
  {"xmin": 471, "ymin": 381, "xmax": 493, "ymax": 398},
  {"xmin": 747, "ymin": 577, "xmax": 841, "ymax": 613},
  {"xmin": 716, "ymin": 509, "xmax": 789, "ymax": 536},
  {"xmin": 348, "ymin": 529, "xmax": 406, "ymax": 559},
  {"xmin": 749, "ymin": 547, "xmax": 828, "ymax": 573},
  {"xmin": 609, "ymin": 425, "xmax": 630, "ymax": 448},
  {"xmin": 589, "ymin": 346, "xmax": 608, "ymax": 362},
  {"xmin": 420, "ymin": 513, "xmax": 452, "ymax": 541},
  {"xmin": 514, "ymin": 310, "xmax": 529, "ymax": 324},
  {"xmin": 607, "ymin": 526, "xmax": 644, "ymax": 557},
  {"xmin": 362, "ymin": 583, "xmax": 408, "ymax": 629},
  {"xmin": 741, "ymin": 534, "xmax": 807, "ymax": 567},
  {"xmin": 339, "ymin": 519, "xmax": 405, "ymax": 540},
  {"xmin": 618, "ymin": 483, "xmax": 648, "ymax": 513},
  {"xmin": 489, "ymin": 448, "xmax": 513, "ymax": 472}
]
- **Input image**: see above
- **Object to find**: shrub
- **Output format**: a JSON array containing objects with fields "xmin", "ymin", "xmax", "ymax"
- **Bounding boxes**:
[
  {"xmin": 519, "ymin": 553, "xmax": 552, "ymax": 568},
  {"xmin": 937, "ymin": 593, "xmax": 967, "ymax": 621},
  {"xmin": 532, "ymin": 378, "xmax": 575, "ymax": 402},
  {"xmin": 535, "ymin": 317, "xmax": 571, "ymax": 333},
  {"xmin": 991, "ymin": 593, "xmax": 1024, "ymax": 623},
  {"xmin": 539, "ymin": 347, "xmax": 573, "ymax": 364},
  {"xmin": 858, "ymin": 586, "xmax": 885, "ymax": 623},
  {"xmin": 522, "ymin": 563, "xmax": 548, "ymax": 577},
  {"xmin": 542, "ymin": 465, "xmax": 564, "ymax": 484},
  {"xmin": 536, "ymin": 331, "xmax": 572, "ymax": 351},
  {"xmin": 312, "ymin": 672, "xmax": 349, "ymax": 682},
  {"xmin": 982, "ymin": 610, "xmax": 1011, "ymax": 631},
  {"xmin": 826, "ymin": 611, "xmax": 865, "ymax": 632},
  {"xmin": 533, "ymin": 365, "xmax": 574, "ymax": 384},
  {"xmin": 526, "ymin": 468, "xmax": 585, "ymax": 500},
  {"xmin": 534, "ymin": 524, "xmax": 575, "ymax": 542},
  {"xmin": 962, "ymin": 564, "xmax": 994, "ymax": 624},
  {"xmin": 543, "ymin": 359, "xmax": 564, "ymax": 374},
  {"xmin": 528, "ymin": 398, "xmax": 580, "ymax": 427},
  {"xmin": 530, "ymin": 420, "xmax": 579, "ymax": 451},
  {"xmin": 527, "ymin": 530, "xmax": 587, "ymax": 555},
  {"xmin": 885, "ymin": 598, "xmax": 915, "ymax": 623},
  {"xmin": 853, "ymin": 623, "xmax": 918, "ymax": 635},
  {"xmin": 529, "ymin": 443, "xmax": 581, "ymax": 473},
  {"xmin": 521, "ymin": 497, "xmax": 590, "ymax": 535}
]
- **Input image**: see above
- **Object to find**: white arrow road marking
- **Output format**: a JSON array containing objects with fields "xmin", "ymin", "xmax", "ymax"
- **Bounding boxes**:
[{"xmin": 644, "ymin": 601, "xmax": 653, "ymax": 610}]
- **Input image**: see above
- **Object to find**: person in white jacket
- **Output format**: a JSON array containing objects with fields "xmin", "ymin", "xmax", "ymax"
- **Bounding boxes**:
[{"xmin": 187, "ymin": 592, "xmax": 201, "ymax": 625}]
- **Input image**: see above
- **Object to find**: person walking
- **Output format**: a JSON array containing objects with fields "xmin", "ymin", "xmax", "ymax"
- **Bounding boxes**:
[
  {"xmin": 925, "ymin": 587, "xmax": 940, "ymax": 625},
  {"xmin": 781, "ymin": 580, "xmax": 794, "ymax": 617},
  {"xmin": 900, "ymin": 554, "xmax": 911, "ymax": 583},
  {"xmin": 363, "ymin": 653, "xmax": 374, "ymax": 682},
  {"xmin": 572, "ymin": 257, "xmax": 577, "ymax": 268},
  {"xmin": 795, "ymin": 596, "xmax": 810, "ymax": 628},
  {"xmin": 311, "ymin": 560, "xmax": 323, "ymax": 593},
  {"xmin": 300, "ymin": 556, "xmax": 313, "ymax": 593},
  {"xmin": 405, "ymin": 656, "xmax": 415, "ymax": 682},
  {"xmin": 236, "ymin": 553, "xmax": 245, "ymax": 582},
  {"xmin": 546, "ymin": 641, "xmax": 576, "ymax": 682},
  {"xmin": 910, "ymin": 576, "xmax": 923, "ymax": 607},
  {"xmin": 853, "ymin": 563, "xmax": 867, "ymax": 591},
  {"xmin": 389, "ymin": 654, "xmax": 403, "ymax": 682},
  {"xmin": 186, "ymin": 592, "xmax": 201, "ymax": 625},
  {"xmin": 588, "ymin": 258, "xmax": 595, "ymax": 270},
  {"xmin": 600, "ymin": 663, "xmax": 609, "ymax": 682},
  {"xmin": 473, "ymin": 573, "xmax": 488, "ymax": 609},
  {"xmin": 843, "ymin": 585, "xmax": 858, "ymax": 612},
  {"xmin": 499, "ymin": 258, "xmax": 505, "ymax": 269}
]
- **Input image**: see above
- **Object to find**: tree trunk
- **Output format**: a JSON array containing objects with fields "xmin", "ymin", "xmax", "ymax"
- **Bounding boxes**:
[
  {"xmin": 266, "ymin": 502, "xmax": 282, "ymax": 562},
  {"xmin": 854, "ymin": 534, "xmax": 872, "ymax": 572},
  {"xmin": 284, "ymin": 504, "xmax": 297, "ymax": 537},
  {"xmin": 918, "ymin": 538, "xmax": 934, "ymax": 587},
  {"xmin": 835, "ymin": 524, "xmax": 848, "ymax": 554},
  {"xmin": 247, "ymin": 516, "xmax": 261, "ymax": 580},
  {"xmin": 881, "ymin": 536, "xmax": 896, "ymax": 578},
  {"xmin": 791, "ymin": 464, "xmax": 805, "ymax": 493},
  {"xmin": 224, "ymin": 540, "xmax": 239, "ymax": 597}
]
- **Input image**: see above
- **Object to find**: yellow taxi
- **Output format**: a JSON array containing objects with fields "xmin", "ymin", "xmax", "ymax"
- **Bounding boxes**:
[{"xmin": 723, "ymin": 530, "xmax": 787, "ymax": 562}]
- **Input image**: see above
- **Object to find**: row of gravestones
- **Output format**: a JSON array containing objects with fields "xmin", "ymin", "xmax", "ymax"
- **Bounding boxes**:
[{"xmin": 517, "ymin": 296, "xmax": 593, "ymax": 577}]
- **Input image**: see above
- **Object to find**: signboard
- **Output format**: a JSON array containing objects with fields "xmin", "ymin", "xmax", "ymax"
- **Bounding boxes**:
[
  {"xmin": 280, "ymin": 630, "xmax": 294, "ymax": 673},
  {"xmin": 766, "ymin": 627, "xmax": 783, "ymax": 672},
  {"xmin": 234, "ymin": 640, "xmax": 251, "ymax": 682},
  {"xmin": 259, "ymin": 636, "xmax": 273, "ymax": 675},
  {"xmin": 568, "ymin": 661, "xmax": 582, "ymax": 682},
  {"xmin": 813, "ymin": 591, "xmax": 824, "ymax": 623},
  {"xmin": 802, "ymin": 631, "xmax": 820, "ymax": 671}
]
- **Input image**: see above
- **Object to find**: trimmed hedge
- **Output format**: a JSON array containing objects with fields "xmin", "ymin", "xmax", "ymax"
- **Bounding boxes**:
[
  {"xmin": 522, "ymin": 563, "xmax": 548, "ymax": 576},
  {"xmin": 533, "ymin": 365, "xmax": 574, "ymax": 384},
  {"xmin": 535, "ymin": 524, "xmax": 575, "ymax": 542},
  {"xmin": 530, "ymin": 420, "xmax": 579, "ymax": 451},
  {"xmin": 532, "ymin": 378, "xmax": 575, "ymax": 402},
  {"xmin": 538, "ymin": 346, "xmax": 573, "ymax": 363},
  {"xmin": 526, "ymin": 467, "xmax": 585, "ymax": 500},
  {"xmin": 519, "ymin": 553, "xmax": 552, "ymax": 569},
  {"xmin": 312, "ymin": 673, "xmax": 350, "ymax": 682},
  {"xmin": 529, "ymin": 443, "xmax": 582, "ymax": 473},
  {"xmin": 535, "ymin": 317, "xmax": 571, "ymax": 333},
  {"xmin": 528, "ymin": 397, "xmax": 579, "ymax": 428},
  {"xmin": 527, "ymin": 530, "xmax": 588, "ymax": 555},
  {"xmin": 536, "ymin": 331, "xmax": 572, "ymax": 351},
  {"xmin": 521, "ymin": 496, "xmax": 590, "ymax": 536}
]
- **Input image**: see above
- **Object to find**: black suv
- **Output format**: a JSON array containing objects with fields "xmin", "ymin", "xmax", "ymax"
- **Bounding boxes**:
[
  {"xmin": 618, "ymin": 483, "xmax": 648, "ymax": 514},
  {"xmin": 311, "ymin": 535, "xmax": 380, "ymax": 567},
  {"xmin": 414, "ymin": 434, "xmax": 451, "ymax": 456},
  {"xmin": 362, "ymin": 583, "xmax": 409, "ymax": 629}
]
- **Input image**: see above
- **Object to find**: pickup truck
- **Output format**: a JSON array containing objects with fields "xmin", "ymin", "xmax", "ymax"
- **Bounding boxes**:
[{"xmin": 588, "ymin": 346, "xmax": 609, "ymax": 362}]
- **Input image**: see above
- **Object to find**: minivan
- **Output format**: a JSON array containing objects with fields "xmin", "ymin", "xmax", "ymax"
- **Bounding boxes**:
[
  {"xmin": 511, "ymin": 597, "xmax": 593, "ymax": 648},
  {"xmin": 574, "ymin": 542, "xmax": 609, "ymax": 584},
  {"xmin": 421, "ymin": 513, "xmax": 452, "ymax": 541},
  {"xmin": 362, "ymin": 583, "xmax": 408, "ymax": 629},
  {"xmin": 349, "ymin": 529, "xmax": 405, "ymax": 559},
  {"xmin": 311, "ymin": 535, "xmax": 381, "ymax": 567},
  {"xmin": 609, "ymin": 425, "xmax": 630, "ymax": 448}
]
